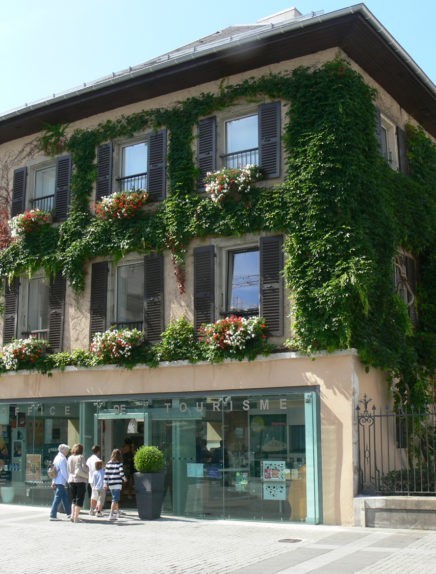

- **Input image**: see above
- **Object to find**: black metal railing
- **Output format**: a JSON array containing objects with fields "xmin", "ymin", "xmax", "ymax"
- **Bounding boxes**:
[
  {"xmin": 356, "ymin": 395, "xmax": 435, "ymax": 496},
  {"xmin": 110, "ymin": 321, "xmax": 144, "ymax": 331},
  {"xmin": 21, "ymin": 329, "xmax": 49, "ymax": 340},
  {"xmin": 31, "ymin": 194, "xmax": 55, "ymax": 212},
  {"xmin": 221, "ymin": 148, "xmax": 259, "ymax": 169},
  {"xmin": 117, "ymin": 173, "xmax": 147, "ymax": 192}
]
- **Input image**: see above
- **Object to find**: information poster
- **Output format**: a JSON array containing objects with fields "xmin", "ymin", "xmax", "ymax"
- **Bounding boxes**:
[
  {"xmin": 261, "ymin": 460, "xmax": 286, "ymax": 500},
  {"xmin": 25, "ymin": 454, "xmax": 41, "ymax": 481}
]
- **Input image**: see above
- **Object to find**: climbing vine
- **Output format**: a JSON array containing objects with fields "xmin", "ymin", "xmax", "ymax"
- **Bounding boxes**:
[{"xmin": 0, "ymin": 59, "xmax": 434, "ymax": 405}]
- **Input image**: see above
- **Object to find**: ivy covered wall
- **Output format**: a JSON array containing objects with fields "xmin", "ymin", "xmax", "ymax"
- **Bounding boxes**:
[{"xmin": 0, "ymin": 60, "xmax": 434, "ymax": 405}]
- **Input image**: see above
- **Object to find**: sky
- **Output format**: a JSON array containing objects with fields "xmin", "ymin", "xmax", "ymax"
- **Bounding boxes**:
[{"xmin": 0, "ymin": 0, "xmax": 434, "ymax": 116}]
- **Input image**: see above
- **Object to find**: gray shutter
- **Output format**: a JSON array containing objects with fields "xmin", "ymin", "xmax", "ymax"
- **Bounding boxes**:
[
  {"xmin": 396, "ymin": 127, "xmax": 409, "ymax": 175},
  {"xmin": 54, "ymin": 155, "xmax": 71, "ymax": 221},
  {"xmin": 194, "ymin": 245, "xmax": 215, "ymax": 332},
  {"xmin": 48, "ymin": 273, "xmax": 66, "ymax": 352},
  {"xmin": 96, "ymin": 142, "xmax": 113, "ymax": 201},
  {"xmin": 89, "ymin": 262, "xmax": 108, "ymax": 341},
  {"xmin": 143, "ymin": 253, "xmax": 164, "ymax": 342},
  {"xmin": 260, "ymin": 235, "xmax": 283, "ymax": 336},
  {"xmin": 3, "ymin": 278, "xmax": 19, "ymax": 344},
  {"xmin": 259, "ymin": 102, "xmax": 281, "ymax": 179},
  {"xmin": 11, "ymin": 168, "xmax": 27, "ymax": 216},
  {"xmin": 148, "ymin": 129, "xmax": 167, "ymax": 201},
  {"xmin": 198, "ymin": 117, "xmax": 216, "ymax": 187}
]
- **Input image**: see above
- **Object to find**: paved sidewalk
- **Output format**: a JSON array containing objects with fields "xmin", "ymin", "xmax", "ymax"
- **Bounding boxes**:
[{"xmin": 1, "ymin": 504, "xmax": 435, "ymax": 573}]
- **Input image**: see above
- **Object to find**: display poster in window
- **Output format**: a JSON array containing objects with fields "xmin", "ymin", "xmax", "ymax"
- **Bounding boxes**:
[
  {"xmin": 262, "ymin": 460, "xmax": 286, "ymax": 500},
  {"xmin": 26, "ymin": 454, "xmax": 41, "ymax": 482}
]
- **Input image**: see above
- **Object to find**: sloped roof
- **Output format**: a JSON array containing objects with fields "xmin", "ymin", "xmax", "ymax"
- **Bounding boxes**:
[{"xmin": 0, "ymin": 4, "xmax": 434, "ymax": 142}]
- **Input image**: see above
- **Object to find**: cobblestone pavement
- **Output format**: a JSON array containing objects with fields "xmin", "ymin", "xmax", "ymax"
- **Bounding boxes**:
[{"xmin": 1, "ymin": 504, "xmax": 435, "ymax": 574}]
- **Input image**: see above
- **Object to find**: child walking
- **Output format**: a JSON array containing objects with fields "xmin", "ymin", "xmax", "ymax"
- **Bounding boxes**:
[
  {"xmin": 104, "ymin": 448, "xmax": 127, "ymax": 520},
  {"xmin": 91, "ymin": 459, "xmax": 106, "ymax": 517}
]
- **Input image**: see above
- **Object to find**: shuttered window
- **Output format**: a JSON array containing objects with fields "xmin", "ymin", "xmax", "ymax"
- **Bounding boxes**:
[
  {"xmin": 11, "ymin": 168, "xmax": 27, "ymax": 216},
  {"xmin": 96, "ymin": 143, "xmax": 113, "ymax": 201},
  {"xmin": 260, "ymin": 235, "xmax": 283, "ymax": 336},
  {"xmin": 396, "ymin": 127, "xmax": 409, "ymax": 175},
  {"xmin": 194, "ymin": 245, "xmax": 215, "ymax": 332},
  {"xmin": 198, "ymin": 116, "xmax": 217, "ymax": 186},
  {"xmin": 144, "ymin": 253, "xmax": 164, "ymax": 342},
  {"xmin": 259, "ymin": 102, "xmax": 281, "ymax": 179},
  {"xmin": 148, "ymin": 129, "xmax": 167, "ymax": 201},
  {"xmin": 54, "ymin": 155, "xmax": 72, "ymax": 221},
  {"xmin": 89, "ymin": 262, "xmax": 109, "ymax": 341},
  {"xmin": 2, "ymin": 279, "xmax": 19, "ymax": 344},
  {"xmin": 48, "ymin": 273, "xmax": 66, "ymax": 353}
]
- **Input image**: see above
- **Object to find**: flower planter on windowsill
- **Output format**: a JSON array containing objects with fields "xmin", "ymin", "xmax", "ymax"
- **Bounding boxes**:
[{"xmin": 95, "ymin": 190, "xmax": 149, "ymax": 220}]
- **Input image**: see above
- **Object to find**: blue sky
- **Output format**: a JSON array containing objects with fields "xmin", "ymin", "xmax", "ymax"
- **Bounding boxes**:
[{"xmin": 0, "ymin": 1, "xmax": 434, "ymax": 116}]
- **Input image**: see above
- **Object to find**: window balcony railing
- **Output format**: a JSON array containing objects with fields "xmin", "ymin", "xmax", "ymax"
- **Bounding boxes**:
[
  {"xmin": 31, "ymin": 194, "xmax": 55, "ymax": 212},
  {"xmin": 221, "ymin": 148, "xmax": 259, "ymax": 169},
  {"xmin": 110, "ymin": 321, "xmax": 144, "ymax": 331},
  {"xmin": 117, "ymin": 172, "xmax": 147, "ymax": 192},
  {"xmin": 21, "ymin": 329, "xmax": 49, "ymax": 340}
]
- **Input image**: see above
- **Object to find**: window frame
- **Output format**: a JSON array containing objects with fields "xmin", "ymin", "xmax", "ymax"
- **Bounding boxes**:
[
  {"xmin": 114, "ymin": 258, "xmax": 145, "ymax": 330},
  {"xmin": 28, "ymin": 159, "xmax": 57, "ymax": 213},
  {"xmin": 380, "ymin": 114, "xmax": 399, "ymax": 170},
  {"xmin": 225, "ymin": 246, "xmax": 260, "ymax": 316},
  {"xmin": 106, "ymin": 256, "xmax": 145, "ymax": 331},
  {"xmin": 223, "ymin": 112, "xmax": 259, "ymax": 169},
  {"xmin": 117, "ymin": 138, "xmax": 149, "ymax": 192},
  {"xmin": 19, "ymin": 272, "xmax": 50, "ymax": 339}
]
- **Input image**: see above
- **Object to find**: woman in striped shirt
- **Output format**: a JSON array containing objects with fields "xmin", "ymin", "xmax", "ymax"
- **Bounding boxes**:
[{"xmin": 104, "ymin": 448, "xmax": 127, "ymax": 520}]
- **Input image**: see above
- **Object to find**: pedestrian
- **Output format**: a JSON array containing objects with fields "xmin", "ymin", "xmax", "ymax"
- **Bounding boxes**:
[
  {"xmin": 49, "ymin": 443, "xmax": 72, "ymax": 521},
  {"xmin": 86, "ymin": 444, "xmax": 102, "ymax": 515},
  {"xmin": 67, "ymin": 443, "xmax": 89, "ymax": 523},
  {"xmin": 104, "ymin": 448, "xmax": 127, "ymax": 520},
  {"xmin": 91, "ymin": 459, "xmax": 106, "ymax": 517}
]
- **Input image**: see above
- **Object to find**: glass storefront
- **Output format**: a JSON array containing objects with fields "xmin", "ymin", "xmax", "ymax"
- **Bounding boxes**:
[{"xmin": 0, "ymin": 389, "xmax": 321, "ymax": 523}]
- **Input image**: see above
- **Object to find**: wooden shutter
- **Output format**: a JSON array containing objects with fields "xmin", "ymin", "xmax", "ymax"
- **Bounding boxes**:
[
  {"xmin": 396, "ymin": 127, "xmax": 409, "ymax": 175},
  {"xmin": 143, "ymin": 253, "xmax": 164, "ymax": 342},
  {"xmin": 194, "ymin": 245, "xmax": 215, "ymax": 332},
  {"xmin": 89, "ymin": 262, "xmax": 108, "ymax": 341},
  {"xmin": 96, "ymin": 142, "xmax": 113, "ymax": 201},
  {"xmin": 260, "ymin": 235, "xmax": 283, "ymax": 336},
  {"xmin": 148, "ymin": 129, "xmax": 167, "ymax": 201},
  {"xmin": 198, "ymin": 117, "xmax": 216, "ymax": 187},
  {"xmin": 259, "ymin": 102, "xmax": 281, "ymax": 179},
  {"xmin": 11, "ymin": 168, "xmax": 27, "ymax": 216},
  {"xmin": 48, "ymin": 273, "xmax": 66, "ymax": 352},
  {"xmin": 3, "ymin": 278, "xmax": 19, "ymax": 344},
  {"xmin": 54, "ymin": 155, "xmax": 71, "ymax": 221}
]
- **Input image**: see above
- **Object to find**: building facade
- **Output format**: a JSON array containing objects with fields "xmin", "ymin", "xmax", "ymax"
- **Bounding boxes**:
[{"xmin": 0, "ymin": 5, "xmax": 434, "ymax": 525}]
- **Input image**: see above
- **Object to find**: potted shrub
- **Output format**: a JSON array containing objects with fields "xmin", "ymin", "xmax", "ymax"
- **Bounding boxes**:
[{"xmin": 133, "ymin": 445, "xmax": 165, "ymax": 520}]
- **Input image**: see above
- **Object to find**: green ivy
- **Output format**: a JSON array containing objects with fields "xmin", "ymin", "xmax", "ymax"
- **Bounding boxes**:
[{"xmin": 0, "ymin": 60, "xmax": 434, "ymax": 405}]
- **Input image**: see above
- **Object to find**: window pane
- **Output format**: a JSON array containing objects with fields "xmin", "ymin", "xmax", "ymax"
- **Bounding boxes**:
[
  {"xmin": 34, "ymin": 166, "xmax": 56, "ymax": 199},
  {"xmin": 122, "ymin": 142, "xmax": 148, "ymax": 177},
  {"xmin": 116, "ymin": 262, "xmax": 144, "ymax": 322},
  {"xmin": 28, "ymin": 278, "xmax": 49, "ymax": 331},
  {"xmin": 228, "ymin": 250, "xmax": 259, "ymax": 313},
  {"xmin": 226, "ymin": 115, "xmax": 258, "ymax": 154}
]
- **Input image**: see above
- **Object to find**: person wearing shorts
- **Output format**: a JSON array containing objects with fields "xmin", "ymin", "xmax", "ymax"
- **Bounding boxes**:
[
  {"xmin": 104, "ymin": 449, "xmax": 127, "ymax": 520},
  {"xmin": 91, "ymin": 459, "xmax": 106, "ymax": 516}
]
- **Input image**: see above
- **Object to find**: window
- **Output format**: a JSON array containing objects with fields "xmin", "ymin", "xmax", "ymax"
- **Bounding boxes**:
[
  {"xmin": 115, "ymin": 260, "xmax": 144, "ymax": 330},
  {"xmin": 11, "ymin": 156, "xmax": 71, "ymax": 221},
  {"xmin": 119, "ymin": 141, "xmax": 148, "ymax": 191},
  {"xmin": 21, "ymin": 275, "xmax": 49, "ymax": 339},
  {"xmin": 33, "ymin": 165, "xmax": 56, "ymax": 211},
  {"xmin": 96, "ymin": 130, "xmax": 167, "ymax": 203},
  {"xmin": 224, "ymin": 115, "xmax": 259, "ymax": 168},
  {"xmin": 378, "ymin": 114, "xmax": 399, "ymax": 170},
  {"xmin": 227, "ymin": 248, "xmax": 259, "ymax": 314},
  {"xmin": 194, "ymin": 235, "xmax": 283, "ymax": 335},
  {"xmin": 197, "ymin": 102, "xmax": 281, "ymax": 184}
]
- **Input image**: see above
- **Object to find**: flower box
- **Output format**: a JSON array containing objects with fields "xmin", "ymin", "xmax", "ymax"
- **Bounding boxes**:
[
  {"xmin": 95, "ymin": 190, "xmax": 149, "ymax": 220},
  {"xmin": 8, "ymin": 209, "xmax": 52, "ymax": 239},
  {"xmin": 204, "ymin": 165, "xmax": 263, "ymax": 203},
  {"xmin": 1, "ymin": 338, "xmax": 50, "ymax": 371}
]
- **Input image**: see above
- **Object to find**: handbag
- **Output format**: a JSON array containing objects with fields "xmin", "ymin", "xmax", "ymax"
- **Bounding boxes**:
[{"xmin": 74, "ymin": 456, "xmax": 89, "ymax": 480}]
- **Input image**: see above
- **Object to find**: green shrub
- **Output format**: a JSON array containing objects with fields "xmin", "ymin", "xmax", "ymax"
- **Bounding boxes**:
[
  {"xmin": 134, "ymin": 446, "xmax": 165, "ymax": 473},
  {"xmin": 155, "ymin": 317, "xmax": 201, "ymax": 362}
]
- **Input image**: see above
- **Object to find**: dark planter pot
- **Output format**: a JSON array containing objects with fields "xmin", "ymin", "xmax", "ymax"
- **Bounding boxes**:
[{"xmin": 134, "ymin": 471, "xmax": 165, "ymax": 520}]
